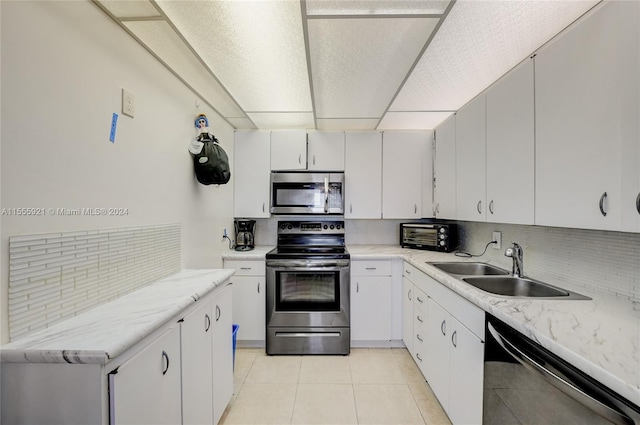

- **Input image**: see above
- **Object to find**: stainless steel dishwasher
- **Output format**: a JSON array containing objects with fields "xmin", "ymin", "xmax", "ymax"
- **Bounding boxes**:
[{"xmin": 484, "ymin": 315, "xmax": 640, "ymax": 425}]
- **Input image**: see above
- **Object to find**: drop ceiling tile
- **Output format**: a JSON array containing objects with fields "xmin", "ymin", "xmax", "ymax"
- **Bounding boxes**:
[
  {"xmin": 317, "ymin": 118, "xmax": 380, "ymax": 131},
  {"xmin": 309, "ymin": 17, "xmax": 438, "ymax": 118},
  {"xmin": 306, "ymin": 0, "xmax": 450, "ymax": 16},
  {"xmin": 247, "ymin": 113, "xmax": 314, "ymax": 129},
  {"xmin": 124, "ymin": 20, "xmax": 246, "ymax": 118},
  {"xmin": 156, "ymin": 0, "xmax": 311, "ymax": 112},
  {"xmin": 96, "ymin": 0, "xmax": 159, "ymax": 18},
  {"xmin": 390, "ymin": 0, "xmax": 599, "ymax": 112},
  {"xmin": 378, "ymin": 111, "xmax": 454, "ymax": 130}
]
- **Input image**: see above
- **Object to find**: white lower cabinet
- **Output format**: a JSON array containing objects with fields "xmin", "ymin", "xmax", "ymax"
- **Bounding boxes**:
[
  {"xmin": 401, "ymin": 276, "xmax": 414, "ymax": 353},
  {"xmin": 403, "ymin": 262, "xmax": 485, "ymax": 425},
  {"xmin": 351, "ymin": 260, "xmax": 392, "ymax": 342},
  {"xmin": 110, "ymin": 326, "xmax": 182, "ymax": 425},
  {"xmin": 211, "ymin": 285, "xmax": 234, "ymax": 425},
  {"xmin": 224, "ymin": 259, "xmax": 266, "ymax": 343}
]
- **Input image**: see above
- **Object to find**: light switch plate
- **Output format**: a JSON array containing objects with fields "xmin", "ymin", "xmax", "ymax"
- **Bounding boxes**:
[{"xmin": 122, "ymin": 88, "xmax": 135, "ymax": 118}]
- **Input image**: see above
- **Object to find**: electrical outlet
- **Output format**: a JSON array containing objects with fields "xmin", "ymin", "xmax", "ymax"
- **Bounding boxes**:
[
  {"xmin": 492, "ymin": 231, "xmax": 502, "ymax": 250},
  {"xmin": 122, "ymin": 88, "xmax": 135, "ymax": 118},
  {"xmin": 221, "ymin": 227, "xmax": 228, "ymax": 241}
]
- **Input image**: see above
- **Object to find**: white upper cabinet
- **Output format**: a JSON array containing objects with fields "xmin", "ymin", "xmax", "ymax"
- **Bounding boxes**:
[
  {"xmin": 485, "ymin": 59, "xmax": 535, "ymax": 225},
  {"xmin": 455, "ymin": 95, "xmax": 486, "ymax": 221},
  {"xmin": 434, "ymin": 115, "xmax": 456, "ymax": 219},
  {"xmin": 620, "ymin": 1, "xmax": 640, "ymax": 233},
  {"xmin": 271, "ymin": 130, "xmax": 345, "ymax": 171},
  {"xmin": 307, "ymin": 131, "xmax": 345, "ymax": 171},
  {"xmin": 345, "ymin": 132, "xmax": 382, "ymax": 219},
  {"xmin": 535, "ymin": 2, "xmax": 623, "ymax": 231},
  {"xmin": 382, "ymin": 131, "xmax": 430, "ymax": 219},
  {"xmin": 270, "ymin": 130, "xmax": 308, "ymax": 170},
  {"xmin": 234, "ymin": 131, "xmax": 271, "ymax": 218}
]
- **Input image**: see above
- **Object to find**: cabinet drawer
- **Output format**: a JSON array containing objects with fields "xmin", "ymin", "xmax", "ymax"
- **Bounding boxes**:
[
  {"xmin": 351, "ymin": 260, "xmax": 392, "ymax": 276},
  {"xmin": 224, "ymin": 260, "xmax": 264, "ymax": 276},
  {"xmin": 413, "ymin": 286, "xmax": 428, "ymax": 315}
]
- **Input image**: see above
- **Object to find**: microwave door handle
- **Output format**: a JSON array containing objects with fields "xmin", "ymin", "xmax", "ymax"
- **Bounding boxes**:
[
  {"xmin": 324, "ymin": 177, "xmax": 329, "ymax": 213},
  {"xmin": 487, "ymin": 323, "xmax": 634, "ymax": 425}
]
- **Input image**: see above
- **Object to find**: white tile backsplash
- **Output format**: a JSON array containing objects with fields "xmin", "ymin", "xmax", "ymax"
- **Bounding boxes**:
[
  {"xmin": 457, "ymin": 222, "xmax": 640, "ymax": 302},
  {"xmin": 8, "ymin": 224, "xmax": 181, "ymax": 341}
]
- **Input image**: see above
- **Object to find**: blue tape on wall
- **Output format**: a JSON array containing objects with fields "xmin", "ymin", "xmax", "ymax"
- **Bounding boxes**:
[{"xmin": 110, "ymin": 113, "xmax": 118, "ymax": 143}]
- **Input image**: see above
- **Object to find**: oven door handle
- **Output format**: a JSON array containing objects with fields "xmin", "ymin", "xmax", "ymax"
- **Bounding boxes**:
[
  {"xmin": 267, "ymin": 260, "xmax": 349, "ymax": 269},
  {"xmin": 487, "ymin": 322, "xmax": 635, "ymax": 425}
]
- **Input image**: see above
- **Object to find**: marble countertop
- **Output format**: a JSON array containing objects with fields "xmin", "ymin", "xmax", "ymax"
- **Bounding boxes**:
[
  {"xmin": 0, "ymin": 269, "xmax": 234, "ymax": 365},
  {"xmin": 223, "ymin": 245, "xmax": 639, "ymax": 405}
]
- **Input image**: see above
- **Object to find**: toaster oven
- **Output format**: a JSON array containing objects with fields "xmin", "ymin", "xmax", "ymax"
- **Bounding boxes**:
[{"xmin": 400, "ymin": 223, "xmax": 458, "ymax": 252}]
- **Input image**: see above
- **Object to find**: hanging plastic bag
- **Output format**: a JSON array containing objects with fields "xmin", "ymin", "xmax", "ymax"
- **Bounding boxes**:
[{"xmin": 188, "ymin": 114, "xmax": 231, "ymax": 185}]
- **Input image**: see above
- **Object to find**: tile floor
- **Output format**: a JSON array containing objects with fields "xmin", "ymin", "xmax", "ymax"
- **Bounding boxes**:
[{"xmin": 219, "ymin": 348, "xmax": 452, "ymax": 425}]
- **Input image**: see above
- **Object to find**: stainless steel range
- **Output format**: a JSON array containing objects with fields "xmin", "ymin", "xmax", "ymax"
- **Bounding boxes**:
[{"xmin": 266, "ymin": 220, "xmax": 350, "ymax": 355}]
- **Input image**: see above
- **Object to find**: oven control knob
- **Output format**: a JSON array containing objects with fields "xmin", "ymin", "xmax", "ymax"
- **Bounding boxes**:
[
  {"xmin": 323, "ymin": 224, "xmax": 328, "ymax": 229},
  {"xmin": 440, "ymin": 228, "xmax": 446, "ymax": 233},
  {"xmin": 336, "ymin": 224, "xmax": 341, "ymax": 229},
  {"xmin": 330, "ymin": 225, "xmax": 335, "ymax": 229},
  {"xmin": 439, "ymin": 234, "xmax": 445, "ymax": 240},
  {"xmin": 440, "ymin": 241, "xmax": 446, "ymax": 246}
]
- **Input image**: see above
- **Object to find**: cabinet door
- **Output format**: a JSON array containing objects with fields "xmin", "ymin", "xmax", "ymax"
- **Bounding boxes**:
[
  {"xmin": 382, "ymin": 131, "xmax": 429, "ymax": 219},
  {"xmin": 212, "ymin": 284, "xmax": 234, "ymax": 425},
  {"xmin": 231, "ymin": 275, "xmax": 265, "ymax": 341},
  {"xmin": 181, "ymin": 301, "xmax": 214, "ymax": 425},
  {"xmin": 344, "ymin": 132, "xmax": 382, "ymax": 218},
  {"xmin": 234, "ymin": 131, "xmax": 271, "ymax": 217},
  {"xmin": 434, "ymin": 115, "xmax": 456, "ymax": 219},
  {"xmin": 535, "ymin": 2, "xmax": 621, "ymax": 230},
  {"xmin": 412, "ymin": 287, "xmax": 429, "ymax": 375},
  {"xmin": 424, "ymin": 298, "xmax": 450, "ymax": 412},
  {"xmin": 620, "ymin": 1, "xmax": 640, "ymax": 233},
  {"xmin": 110, "ymin": 327, "xmax": 181, "ymax": 425},
  {"xmin": 456, "ymin": 95, "xmax": 486, "ymax": 221},
  {"xmin": 350, "ymin": 276, "xmax": 392, "ymax": 341},
  {"xmin": 270, "ymin": 130, "xmax": 307, "ymax": 170},
  {"xmin": 448, "ymin": 317, "xmax": 484, "ymax": 425},
  {"xmin": 486, "ymin": 59, "xmax": 535, "ymax": 225},
  {"xmin": 401, "ymin": 277, "xmax": 413, "ymax": 354},
  {"xmin": 308, "ymin": 131, "xmax": 345, "ymax": 171}
]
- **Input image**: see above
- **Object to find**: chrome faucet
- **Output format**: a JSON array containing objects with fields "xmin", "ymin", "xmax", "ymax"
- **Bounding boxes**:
[{"xmin": 504, "ymin": 242, "xmax": 524, "ymax": 277}]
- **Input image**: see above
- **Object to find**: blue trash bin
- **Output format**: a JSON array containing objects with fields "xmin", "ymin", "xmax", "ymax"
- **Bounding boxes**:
[{"xmin": 232, "ymin": 324, "xmax": 239, "ymax": 370}]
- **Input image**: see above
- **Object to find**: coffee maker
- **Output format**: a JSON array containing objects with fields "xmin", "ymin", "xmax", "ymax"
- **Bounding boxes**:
[{"xmin": 234, "ymin": 219, "xmax": 256, "ymax": 251}]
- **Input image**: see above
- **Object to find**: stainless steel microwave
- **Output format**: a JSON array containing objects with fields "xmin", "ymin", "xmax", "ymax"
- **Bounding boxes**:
[
  {"xmin": 270, "ymin": 171, "xmax": 344, "ymax": 215},
  {"xmin": 400, "ymin": 222, "xmax": 458, "ymax": 252}
]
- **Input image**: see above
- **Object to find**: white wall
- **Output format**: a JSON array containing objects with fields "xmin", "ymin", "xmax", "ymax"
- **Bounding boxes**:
[{"xmin": 0, "ymin": 1, "xmax": 235, "ymax": 344}]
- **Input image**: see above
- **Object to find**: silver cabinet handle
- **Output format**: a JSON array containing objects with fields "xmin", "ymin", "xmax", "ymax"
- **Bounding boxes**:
[
  {"xmin": 417, "ymin": 315, "xmax": 423, "ymax": 323},
  {"xmin": 417, "ymin": 334, "xmax": 423, "ymax": 342},
  {"xmin": 408, "ymin": 288, "xmax": 412, "ymax": 301},
  {"xmin": 240, "ymin": 267, "xmax": 252, "ymax": 270},
  {"xmin": 350, "ymin": 203, "xmax": 353, "ymax": 214},
  {"xmin": 257, "ymin": 282, "xmax": 260, "ymax": 294},
  {"xmin": 489, "ymin": 200, "xmax": 494, "ymax": 215},
  {"xmin": 298, "ymin": 154, "xmax": 302, "ymax": 164},
  {"xmin": 365, "ymin": 267, "xmax": 377, "ymax": 270},
  {"xmin": 414, "ymin": 204, "xmax": 417, "ymax": 214},
  {"xmin": 451, "ymin": 330, "xmax": 457, "ymax": 348},
  {"xmin": 436, "ymin": 203, "xmax": 440, "ymax": 215},
  {"xmin": 416, "ymin": 296, "xmax": 424, "ymax": 304},
  {"xmin": 440, "ymin": 320, "xmax": 446, "ymax": 336},
  {"xmin": 599, "ymin": 192, "xmax": 608, "ymax": 217},
  {"xmin": 356, "ymin": 282, "xmax": 359, "ymax": 293},
  {"xmin": 204, "ymin": 314, "xmax": 211, "ymax": 332},
  {"xmin": 215, "ymin": 305, "xmax": 221, "ymax": 322},
  {"xmin": 416, "ymin": 353, "xmax": 423, "ymax": 362},
  {"xmin": 262, "ymin": 202, "xmax": 265, "ymax": 212},
  {"xmin": 477, "ymin": 200, "xmax": 482, "ymax": 214},
  {"xmin": 636, "ymin": 193, "xmax": 640, "ymax": 215},
  {"xmin": 161, "ymin": 351, "xmax": 170, "ymax": 375},
  {"xmin": 405, "ymin": 269, "xmax": 411, "ymax": 275},
  {"xmin": 313, "ymin": 155, "xmax": 316, "ymax": 165}
]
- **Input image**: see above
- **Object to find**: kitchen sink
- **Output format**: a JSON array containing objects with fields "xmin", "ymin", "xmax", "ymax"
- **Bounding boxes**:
[
  {"xmin": 429, "ymin": 262, "xmax": 509, "ymax": 276},
  {"xmin": 462, "ymin": 276, "xmax": 591, "ymax": 300}
]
